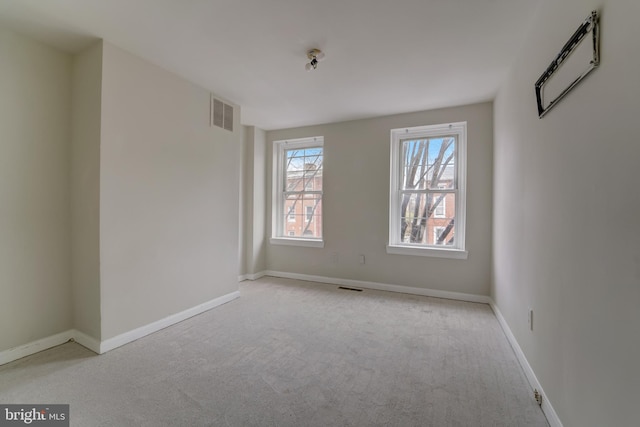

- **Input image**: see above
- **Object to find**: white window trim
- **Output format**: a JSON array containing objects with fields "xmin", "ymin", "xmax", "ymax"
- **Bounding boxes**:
[
  {"xmin": 386, "ymin": 244, "xmax": 468, "ymax": 259},
  {"xmin": 386, "ymin": 122, "xmax": 467, "ymax": 259},
  {"xmin": 271, "ymin": 136, "xmax": 324, "ymax": 248},
  {"xmin": 270, "ymin": 237, "xmax": 324, "ymax": 248}
]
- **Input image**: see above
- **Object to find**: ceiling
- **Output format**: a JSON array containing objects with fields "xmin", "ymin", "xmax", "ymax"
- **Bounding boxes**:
[{"xmin": 0, "ymin": 0, "xmax": 540, "ymax": 130}]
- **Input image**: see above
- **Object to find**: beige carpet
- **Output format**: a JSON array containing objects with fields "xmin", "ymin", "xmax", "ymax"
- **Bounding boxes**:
[{"xmin": 0, "ymin": 277, "xmax": 548, "ymax": 426}]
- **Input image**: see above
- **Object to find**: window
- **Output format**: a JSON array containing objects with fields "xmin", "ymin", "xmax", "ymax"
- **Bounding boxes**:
[
  {"xmin": 271, "ymin": 136, "xmax": 324, "ymax": 248},
  {"xmin": 432, "ymin": 226, "xmax": 454, "ymax": 246},
  {"xmin": 387, "ymin": 122, "xmax": 467, "ymax": 259},
  {"xmin": 433, "ymin": 193, "xmax": 446, "ymax": 218},
  {"xmin": 287, "ymin": 207, "xmax": 296, "ymax": 222}
]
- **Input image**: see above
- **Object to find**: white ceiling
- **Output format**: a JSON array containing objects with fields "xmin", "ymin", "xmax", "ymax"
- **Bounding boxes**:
[{"xmin": 0, "ymin": 0, "xmax": 540, "ymax": 130}]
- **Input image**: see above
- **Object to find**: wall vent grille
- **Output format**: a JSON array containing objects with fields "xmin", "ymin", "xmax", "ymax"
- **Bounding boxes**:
[
  {"xmin": 210, "ymin": 95, "xmax": 233, "ymax": 132},
  {"xmin": 338, "ymin": 286, "xmax": 363, "ymax": 292}
]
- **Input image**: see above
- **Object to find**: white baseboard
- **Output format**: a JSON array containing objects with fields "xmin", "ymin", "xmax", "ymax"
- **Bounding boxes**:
[
  {"xmin": 99, "ymin": 290, "xmax": 240, "ymax": 353},
  {"xmin": 72, "ymin": 329, "xmax": 101, "ymax": 354},
  {"xmin": 263, "ymin": 270, "xmax": 491, "ymax": 304},
  {"xmin": 247, "ymin": 271, "xmax": 266, "ymax": 281},
  {"xmin": 239, "ymin": 271, "xmax": 267, "ymax": 282},
  {"xmin": 1, "ymin": 278, "xmax": 560, "ymax": 427},
  {"xmin": 490, "ymin": 301, "xmax": 563, "ymax": 427},
  {"xmin": 261, "ymin": 271, "xmax": 559, "ymax": 424},
  {"xmin": 0, "ymin": 330, "xmax": 74, "ymax": 366},
  {"xmin": 0, "ymin": 291, "xmax": 241, "ymax": 365}
]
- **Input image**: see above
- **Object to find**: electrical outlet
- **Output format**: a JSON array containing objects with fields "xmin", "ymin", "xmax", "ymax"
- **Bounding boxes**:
[
  {"xmin": 358, "ymin": 254, "xmax": 365, "ymax": 264},
  {"xmin": 528, "ymin": 309, "xmax": 534, "ymax": 331},
  {"xmin": 330, "ymin": 252, "xmax": 339, "ymax": 264}
]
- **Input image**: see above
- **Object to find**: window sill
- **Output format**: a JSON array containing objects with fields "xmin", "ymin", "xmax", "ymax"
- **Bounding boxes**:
[
  {"xmin": 270, "ymin": 237, "xmax": 325, "ymax": 248},
  {"xmin": 386, "ymin": 244, "xmax": 468, "ymax": 259}
]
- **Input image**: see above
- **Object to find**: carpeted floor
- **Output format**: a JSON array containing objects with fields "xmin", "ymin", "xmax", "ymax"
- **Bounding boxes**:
[{"xmin": 0, "ymin": 277, "xmax": 548, "ymax": 426}]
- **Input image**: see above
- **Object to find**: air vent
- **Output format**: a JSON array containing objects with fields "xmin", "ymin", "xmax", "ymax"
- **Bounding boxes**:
[
  {"xmin": 338, "ymin": 286, "xmax": 363, "ymax": 292},
  {"xmin": 210, "ymin": 95, "xmax": 233, "ymax": 132}
]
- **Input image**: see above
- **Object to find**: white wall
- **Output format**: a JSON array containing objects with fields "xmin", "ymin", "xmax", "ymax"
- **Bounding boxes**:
[
  {"xmin": 0, "ymin": 27, "xmax": 72, "ymax": 352},
  {"xmin": 239, "ymin": 126, "xmax": 247, "ymax": 276},
  {"xmin": 99, "ymin": 43, "xmax": 241, "ymax": 340},
  {"xmin": 266, "ymin": 103, "xmax": 493, "ymax": 295},
  {"xmin": 71, "ymin": 41, "xmax": 103, "ymax": 340},
  {"xmin": 493, "ymin": 1, "xmax": 640, "ymax": 425},
  {"xmin": 242, "ymin": 126, "xmax": 267, "ymax": 276}
]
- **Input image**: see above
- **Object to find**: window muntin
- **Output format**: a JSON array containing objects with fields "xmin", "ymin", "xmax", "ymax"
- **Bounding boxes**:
[
  {"xmin": 388, "ymin": 123, "xmax": 467, "ymax": 257},
  {"xmin": 272, "ymin": 137, "xmax": 324, "ymax": 243}
]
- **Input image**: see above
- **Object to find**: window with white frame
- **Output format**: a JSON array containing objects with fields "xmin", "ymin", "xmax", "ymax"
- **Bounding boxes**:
[
  {"xmin": 287, "ymin": 207, "xmax": 296, "ymax": 222},
  {"xmin": 433, "ymin": 191, "xmax": 446, "ymax": 218},
  {"xmin": 387, "ymin": 122, "xmax": 467, "ymax": 258},
  {"xmin": 271, "ymin": 136, "xmax": 324, "ymax": 248},
  {"xmin": 433, "ymin": 226, "xmax": 446, "ymax": 244}
]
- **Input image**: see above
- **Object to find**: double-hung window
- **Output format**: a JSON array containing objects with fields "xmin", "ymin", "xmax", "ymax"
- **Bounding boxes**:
[
  {"xmin": 271, "ymin": 136, "xmax": 324, "ymax": 248},
  {"xmin": 387, "ymin": 122, "xmax": 467, "ymax": 259}
]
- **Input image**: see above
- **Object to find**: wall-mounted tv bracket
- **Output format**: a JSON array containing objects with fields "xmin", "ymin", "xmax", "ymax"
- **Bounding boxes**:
[{"xmin": 535, "ymin": 10, "xmax": 600, "ymax": 118}]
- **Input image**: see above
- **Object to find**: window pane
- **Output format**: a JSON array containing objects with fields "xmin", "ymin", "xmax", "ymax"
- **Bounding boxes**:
[
  {"xmin": 433, "ymin": 193, "xmax": 446, "ymax": 218},
  {"xmin": 285, "ymin": 150, "xmax": 303, "ymax": 191},
  {"xmin": 283, "ymin": 194, "xmax": 322, "ymax": 238},
  {"xmin": 402, "ymin": 137, "xmax": 456, "ymax": 190},
  {"xmin": 303, "ymin": 161, "xmax": 322, "ymax": 191},
  {"xmin": 302, "ymin": 148, "xmax": 323, "ymax": 164},
  {"xmin": 399, "ymin": 192, "xmax": 455, "ymax": 245},
  {"xmin": 286, "ymin": 148, "xmax": 323, "ymax": 192}
]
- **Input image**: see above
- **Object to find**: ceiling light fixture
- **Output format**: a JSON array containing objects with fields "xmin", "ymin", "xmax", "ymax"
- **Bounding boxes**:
[{"xmin": 305, "ymin": 48, "xmax": 325, "ymax": 71}]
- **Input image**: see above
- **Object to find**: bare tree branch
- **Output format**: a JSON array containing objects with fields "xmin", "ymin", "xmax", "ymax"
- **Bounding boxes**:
[{"xmin": 437, "ymin": 219, "xmax": 455, "ymax": 245}]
